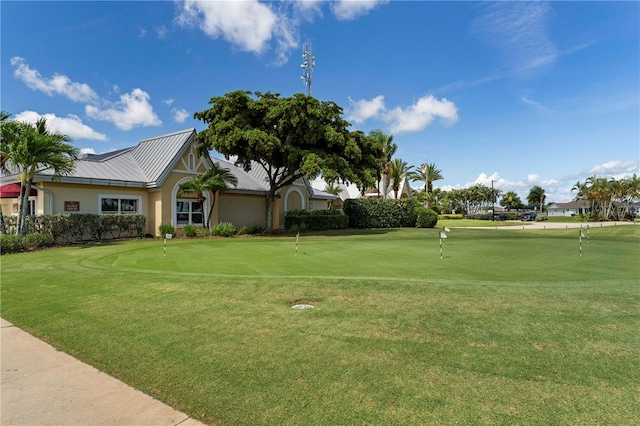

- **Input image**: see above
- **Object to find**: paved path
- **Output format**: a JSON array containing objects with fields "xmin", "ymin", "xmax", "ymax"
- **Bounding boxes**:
[
  {"xmin": 451, "ymin": 220, "xmax": 636, "ymax": 230},
  {"xmin": 1, "ymin": 318, "xmax": 206, "ymax": 426}
]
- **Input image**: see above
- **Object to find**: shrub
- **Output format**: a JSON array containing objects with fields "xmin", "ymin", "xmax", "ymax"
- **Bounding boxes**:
[
  {"xmin": 196, "ymin": 228, "xmax": 211, "ymax": 238},
  {"xmin": 284, "ymin": 210, "xmax": 348, "ymax": 231},
  {"xmin": 238, "ymin": 224, "xmax": 262, "ymax": 235},
  {"xmin": 1, "ymin": 234, "xmax": 24, "ymax": 254},
  {"xmin": 23, "ymin": 232, "xmax": 54, "ymax": 250},
  {"xmin": 343, "ymin": 198, "xmax": 418, "ymax": 228},
  {"xmin": 159, "ymin": 223, "xmax": 175, "ymax": 238},
  {"xmin": 416, "ymin": 208, "xmax": 439, "ymax": 228},
  {"xmin": 183, "ymin": 223, "xmax": 198, "ymax": 238},
  {"xmin": 211, "ymin": 222, "xmax": 237, "ymax": 237}
]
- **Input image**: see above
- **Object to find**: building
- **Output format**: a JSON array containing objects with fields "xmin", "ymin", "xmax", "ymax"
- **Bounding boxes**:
[{"xmin": 0, "ymin": 128, "xmax": 334, "ymax": 235}]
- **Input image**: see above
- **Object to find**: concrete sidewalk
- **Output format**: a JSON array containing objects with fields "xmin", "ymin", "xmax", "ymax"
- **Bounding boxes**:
[{"xmin": 1, "ymin": 318, "xmax": 206, "ymax": 426}]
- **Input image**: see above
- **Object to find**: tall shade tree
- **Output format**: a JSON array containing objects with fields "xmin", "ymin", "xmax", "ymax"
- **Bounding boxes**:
[
  {"xmin": 194, "ymin": 91, "xmax": 383, "ymax": 229},
  {"xmin": 1, "ymin": 117, "xmax": 78, "ymax": 234},
  {"xmin": 368, "ymin": 129, "xmax": 396, "ymax": 198},
  {"xmin": 389, "ymin": 158, "xmax": 412, "ymax": 199},
  {"xmin": 177, "ymin": 162, "xmax": 238, "ymax": 230},
  {"xmin": 527, "ymin": 186, "xmax": 546, "ymax": 212}
]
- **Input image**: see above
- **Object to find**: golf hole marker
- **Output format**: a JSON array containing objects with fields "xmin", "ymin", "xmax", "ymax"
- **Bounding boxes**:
[
  {"xmin": 295, "ymin": 231, "xmax": 300, "ymax": 256},
  {"xmin": 579, "ymin": 229, "xmax": 585, "ymax": 257},
  {"xmin": 164, "ymin": 233, "xmax": 173, "ymax": 257},
  {"xmin": 439, "ymin": 230, "xmax": 448, "ymax": 260}
]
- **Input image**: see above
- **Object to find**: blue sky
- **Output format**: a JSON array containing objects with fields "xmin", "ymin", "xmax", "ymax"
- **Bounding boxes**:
[{"xmin": 2, "ymin": 0, "xmax": 638, "ymax": 202}]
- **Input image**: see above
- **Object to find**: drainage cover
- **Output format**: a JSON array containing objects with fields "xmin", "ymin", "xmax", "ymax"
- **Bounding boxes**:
[{"xmin": 291, "ymin": 304, "xmax": 314, "ymax": 309}]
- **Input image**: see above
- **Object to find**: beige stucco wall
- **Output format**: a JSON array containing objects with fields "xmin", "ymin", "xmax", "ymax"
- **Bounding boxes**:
[{"xmin": 218, "ymin": 193, "xmax": 267, "ymax": 228}]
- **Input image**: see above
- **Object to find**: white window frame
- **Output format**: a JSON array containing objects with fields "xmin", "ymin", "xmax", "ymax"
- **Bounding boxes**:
[
  {"xmin": 175, "ymin": 198, "xmax": 204, "ymax": 226},
  {"xmin": 98, "ymin": 194, "xmax": 142, "ymax": 215}
]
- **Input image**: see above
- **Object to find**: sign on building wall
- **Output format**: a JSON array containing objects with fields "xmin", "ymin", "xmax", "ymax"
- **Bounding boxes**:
[{"xmin": 64, "ymin": 201, "xmax": 80, "ymax": 212}]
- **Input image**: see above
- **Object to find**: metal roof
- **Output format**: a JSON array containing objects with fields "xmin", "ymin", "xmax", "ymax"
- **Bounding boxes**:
[{"xmin": 34, "ymin": 128, "xmax": 197, "ymax": 187}]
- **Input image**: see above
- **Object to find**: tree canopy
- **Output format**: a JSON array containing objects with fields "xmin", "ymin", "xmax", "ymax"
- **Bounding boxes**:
[
  {"xmin": 1, "ymin": 115, "xmax": 78, "ymax": 234},
  {"xmin": 194, "ymin": 91, "xmax": 383, "ymax": 228}
]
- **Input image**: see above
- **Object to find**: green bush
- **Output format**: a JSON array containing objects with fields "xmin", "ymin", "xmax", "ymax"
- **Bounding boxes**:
[
  {"xmin": 196, "ymin": 228, "xmax": 211, "ymax": 238},
  {"xmin": 211, "ymin": 222, "xmax": 237, "ymax": 237},
  {"xmin": 284, "ymin": 210, "xmax": 348, "ymax": 231},
  {"xmin": 159, "ymin": 223, "xmax": 175, "ymax": 237},
  {"xmin": 343, "ymin": 198, "xmax": 418, "ymax": 228},
  {"xmin": 1, "ymin": 234, "xmax": 24, "ymax": 254},
  {"xmin": 416, "ymin": 208, "xmax": 439, "ymax": 228},
  {"xmin": 183, "ymin": 223, "xmax": 197, "ymax": 238},
  {"xmin": 238, "ymin": 224, "xmax": 262, "ymax": 235},
  {"xmin": 23, "ymin": 232, "xmax": 54, "ymax": 250}
]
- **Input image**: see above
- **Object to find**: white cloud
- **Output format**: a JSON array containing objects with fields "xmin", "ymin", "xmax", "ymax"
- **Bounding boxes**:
[
  {"xmin": 11, "ymin": 57, "xmax": 98, "ymax": 103},
  {"xmin": 347, "ymin": 94, "xmax": 458, "ymax": 133},
  {"xmin": 80, "ymin": 147, "xmax": 96, "ymax": 156},
  {"xmin": 163, "ymin": 98, "xmax": 175, "ymax": 106},
  {"xmin": 385, "ymin": 95, "xmax": 458, "ymax": 134},
  {"xmin": 85, "ymin": 88, "xmax": 162, "ymax": 131},
  {"xmin": 172, "ymin": 108, "xmax": 189, "ymax": 123},
  {"xmin": 589, "ymin": 160, "xmax": 639, "ymax": 176},
  {"xmin": 176, "ymin": 0, "xmax": 278, "ymax": 54},
  {"xmin": 331, "ymin": 0, "xmax": 387, "ymax": 21},
  {"xmin": 13, "ymin": 110, "xmax": 107, "ymax": 141},
  {"xmin": 346, "ymin": 95, "xmax": 386, "ymax": 124},
  {"xmin": 521, "ymin": 95, "xmax": 553, "ymax": 114},
  {"xmin": 471, "ymin": 2, "xmax": 558, "ymax": 77}
]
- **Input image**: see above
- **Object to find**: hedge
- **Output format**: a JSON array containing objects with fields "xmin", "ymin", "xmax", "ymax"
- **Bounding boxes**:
[
  {"xmin": 284, "ymin": 209, "xmax": 349, "ymax": 231},
  {"xmin": 2, "ymin": 213, "xmax": 146, "ymax": 244},
  {"xmin": 1, "ymin": 232, "xmax": 55, "ymax": 254},
  {"xmin": 342, "ymin": 198, "xmax": 418, "ymax": 229}
]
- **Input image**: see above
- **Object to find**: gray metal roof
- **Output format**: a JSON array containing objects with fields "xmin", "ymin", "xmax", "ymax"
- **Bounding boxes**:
[{"xmin": 35, "ymin": 128, "xmax": 197, "ymax": 187}]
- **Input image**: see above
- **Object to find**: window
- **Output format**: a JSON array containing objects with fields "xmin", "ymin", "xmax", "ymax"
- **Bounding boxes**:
[
  {"xmin": 176, "ymin": 199, "xmax": 203, "ymax": 225},
  {"xmin": 188, "ymin": 153, "xmax": 195, "ymax": 171},
  {"xmin": 99, "ymin": 195, "xmax": 141, "ymax": 214}
]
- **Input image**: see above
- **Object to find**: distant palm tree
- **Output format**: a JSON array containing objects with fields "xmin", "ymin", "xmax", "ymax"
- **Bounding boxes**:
[
  {"xmin": 178, "ymin": 162, "xmax": 238, "ymax": 230},
  {"xmin": 368, "ymin": 129, "xmax": 396, "ymax": 198},
  {"xmin": 527, "ymin": 185, "xmax": 546, "ymax": 213},
  {"xmin": 408, "ymin": 162, "xmax": 443, "ymax": 206},
  {"xmin": 323, "ymin": 182, "xmax": 342, "ymax": 209},
  {"xmin": 389, "ymin": 158, "xmax": 412, "ymax": 199},
  {"xmin": 0, "ymin": 111, "xmax": 13, "ymax": 234},
  {"xmin": 3, "ymin": 117, "xmax": 78, "ymax": 234}
]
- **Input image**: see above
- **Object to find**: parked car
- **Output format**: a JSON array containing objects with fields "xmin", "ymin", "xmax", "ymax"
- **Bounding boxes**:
[
  {"xmin": 521, "ymin": 211, "xmax": 537, "ymax": 221},
  {"xmin": 493, "ymin": 212, "xmax": 506, "ymax": 221}
]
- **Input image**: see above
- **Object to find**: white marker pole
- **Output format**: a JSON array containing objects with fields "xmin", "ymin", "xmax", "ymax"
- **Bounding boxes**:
[
  {"xmin": 295, "ymin": 232, "xmax": 300, "ymax": 256},
  {"xmin": 584, "ymin": 225, "xmax": 590, "ymax": 243},
  {"xmin": 579, "ymin": 230, "xmax": 585, "ymax": 257},
  {"xmin": 164, "ymin": 233, "xmax": 172, "ymax": 257},
  {"xmin": 439, "ymin": 231, "xmax": 448, "ymax": 260}
]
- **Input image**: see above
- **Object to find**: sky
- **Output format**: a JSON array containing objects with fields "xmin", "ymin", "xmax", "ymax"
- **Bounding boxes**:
[{"xmin": 2, "ymin": 0, "xmax": 638, "ymax": 203}]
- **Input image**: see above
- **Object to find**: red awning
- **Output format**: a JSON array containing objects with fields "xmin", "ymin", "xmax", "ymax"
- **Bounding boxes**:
[{"xmin": 0, "ymin": 183, "xmax": 38, "ymax": 198}]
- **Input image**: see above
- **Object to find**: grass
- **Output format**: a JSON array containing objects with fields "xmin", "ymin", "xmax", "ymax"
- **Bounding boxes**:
[{"xmin": 2, "ymin": 226, "xmax": 639, "ymax": 425}]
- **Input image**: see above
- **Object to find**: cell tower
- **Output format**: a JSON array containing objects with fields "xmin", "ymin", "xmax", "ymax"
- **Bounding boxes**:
[{"xmin": 300, "ymin": 42, "xmax": 315, "ymax": 96}]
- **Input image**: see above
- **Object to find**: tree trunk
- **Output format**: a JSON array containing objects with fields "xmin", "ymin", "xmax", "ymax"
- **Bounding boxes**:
[
  {"xmin": 17, "ymin": 179, "xmax": 33, "ymax": 235},
  {"xmin": 266, "ymin": 193, "xmax": 275, "ymax": 230},
  {"xmin": 0, "ymin": 208, "xmax": 6, "ymax": 234},
  {"xmin": 206, "ymin": 192, "xmax": 217, "ymax": 231}
]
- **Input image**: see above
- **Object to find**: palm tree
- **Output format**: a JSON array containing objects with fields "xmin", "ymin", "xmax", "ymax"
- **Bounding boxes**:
[
  {"xmin": 389, "ymin": 158, "xmax": 412, "ymax": 199},
  {"xmin": 500, "ymin": 191, "xmax": 522, "ymax": 211},
  {"xmin": 527, "ymin": 186, "xmax": 546, "ymax": 213},
  {"xmin": 0, "ymin": 111, "xmax": 13, "ymax": 234},
  {"xmin": 4, "ymin": 118, "xmax": 78, "ymax": 234},
  {"xmin": 368, "ymin": 129, "xmax": 396, "ymax": 198},
  {"xmin": 408, "ymin": 162, "xmax": 443, "ymax": 206},
  {"xmin": 178, "ymin": 162, "xmax": 238, "ymax": 230},
  {"xmin": 323, "ymin": 182, "xmax": 342, "ymax": 209}
]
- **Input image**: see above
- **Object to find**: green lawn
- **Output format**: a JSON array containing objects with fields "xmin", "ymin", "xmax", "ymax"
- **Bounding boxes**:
[{"xmin": 2, "ymin": 226, "xmax": 639, "ymax": 425}]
